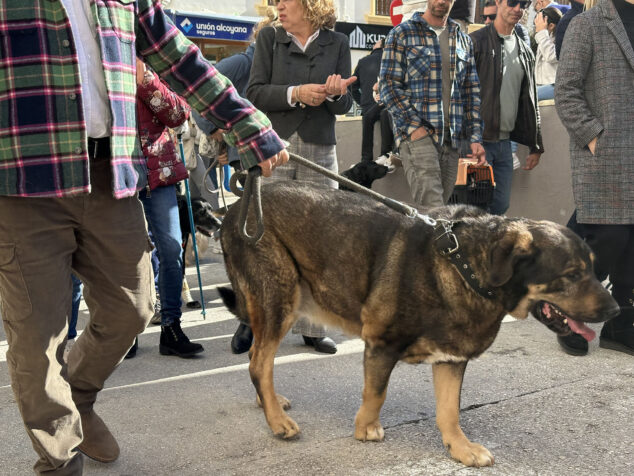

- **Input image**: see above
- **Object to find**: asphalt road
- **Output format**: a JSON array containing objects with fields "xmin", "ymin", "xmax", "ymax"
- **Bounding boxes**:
[{"xmin": 1, "ymin": 249, "xmax": 633, "ymax": 476}]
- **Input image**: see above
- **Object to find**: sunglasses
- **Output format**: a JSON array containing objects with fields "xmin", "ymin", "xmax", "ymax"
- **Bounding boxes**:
[
  {"xmin": 507, "ymin": 0, "xmax": 531, "ymax": 8},
  {"xmin": 482, "ymin": 13, "xmax": 497, "ymax": 21}
]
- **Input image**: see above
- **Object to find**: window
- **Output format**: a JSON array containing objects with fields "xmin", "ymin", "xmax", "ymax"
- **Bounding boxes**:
[{"xmin": 375, "ymin": 0, "xmax": 391, "ymax": 17}]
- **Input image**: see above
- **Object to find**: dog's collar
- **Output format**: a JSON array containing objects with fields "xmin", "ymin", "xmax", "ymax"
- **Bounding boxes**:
[{"xmin": 434, "ymin": 220, "xmax": 495, "ymax": 299}]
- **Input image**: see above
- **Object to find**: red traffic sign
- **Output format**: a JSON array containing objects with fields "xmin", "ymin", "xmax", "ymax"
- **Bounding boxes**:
[{"xmin": 390, "ymin": 0, "xmax": 404, "ymax": 26}]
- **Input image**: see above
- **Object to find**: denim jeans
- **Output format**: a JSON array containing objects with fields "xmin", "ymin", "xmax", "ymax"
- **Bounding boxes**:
[
  {"xmin": 537, "ymin": 84, "xmax": 555, "ymax": 101},
  {"xmin": 68, "ymin": 274, "xmax": 82, "ymax": 339},
  {"xmin": 483, "ymin": 140, "xmax": 513, "ymax": 215},
  {"xmin": 149, "ymin": 231, "xmax": 159, "ymax": 293},
  {"xmin": 139, "ymin": 185, "xmax": 183, "ymax": 326}
]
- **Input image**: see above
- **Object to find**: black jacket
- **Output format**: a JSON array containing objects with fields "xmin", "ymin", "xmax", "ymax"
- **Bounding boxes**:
[
  {"xmin": 350, "ymin": 47, "xmax": 383, "ymax": 112},
  {"xmin": 247, "ymin": 26, "xmax": 353, "ymax": 145},
  {"xmin": 470, "ymin": 24, "xmax": 544, "ymax": 153}
]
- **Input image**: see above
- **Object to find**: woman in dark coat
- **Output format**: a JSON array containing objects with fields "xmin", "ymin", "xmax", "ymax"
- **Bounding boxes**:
[{"xmin": 235, "ymin": 0, "xmax": 356, "ymax": 354}]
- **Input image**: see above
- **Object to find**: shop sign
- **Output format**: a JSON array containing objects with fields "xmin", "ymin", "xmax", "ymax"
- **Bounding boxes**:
[
  {"xmin": 173, "ymin": 14, "xmax": 254, "ymax": 41},
  {"xmin": 335, "ymin": 22, "xmax": 393, "ymax": 50}
]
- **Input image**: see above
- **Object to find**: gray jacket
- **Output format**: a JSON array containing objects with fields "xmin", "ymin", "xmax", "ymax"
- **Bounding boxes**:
[
  {"xmin": 554, "ymin": 0, "xmax": 634, "ymax": 224},
  {"xmin": 246, "ymin": 26, "xmax": 353, "ymax": 145}
]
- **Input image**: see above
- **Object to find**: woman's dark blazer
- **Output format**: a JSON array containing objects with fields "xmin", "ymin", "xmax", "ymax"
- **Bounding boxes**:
[{"xmin": 246, "ymin": 26, "xmax": 353, "ymax": 145}]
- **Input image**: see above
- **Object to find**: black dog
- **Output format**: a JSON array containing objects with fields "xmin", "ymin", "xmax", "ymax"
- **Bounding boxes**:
[
  {"xmin": 176, "ymin": 195, "xmax": 223, "ymax": 253},
  {"xmin": 340, "ymin": 161, "xmax": 388, "ymax": 191}
]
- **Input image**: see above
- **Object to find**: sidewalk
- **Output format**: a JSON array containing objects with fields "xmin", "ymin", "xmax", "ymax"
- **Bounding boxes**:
[{"xmin": 1, "ymin": 248, "xmax": 633, "ymax": 475}]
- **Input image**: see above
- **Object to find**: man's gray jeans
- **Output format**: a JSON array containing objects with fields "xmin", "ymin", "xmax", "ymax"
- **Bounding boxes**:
[{"xmin": 399, "ymin": 135, "xmax": 459, "ymax": 207}]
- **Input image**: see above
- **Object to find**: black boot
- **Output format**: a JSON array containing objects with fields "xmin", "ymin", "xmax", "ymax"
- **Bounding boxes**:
[
  {"xmin": 160, "ymin": 321, "xmax": 204, "ymax": 358},
  {"xmin": 231, "ymin": 323, "xmax": 253, "ymax": 354},
  {"xmin": 600, "ymin": 287, "xmax": 634, "ymax": 355},
  {"xmin": 124, "ymin": 337, "xmax": 138, "ymax": 359},
  {"xmin": 302, "ymin": 335, "xmax": 337, "ymax": 354},
  {"xmin": 557, "ymin": 333, "xmax": 588, "ymax": 356}
]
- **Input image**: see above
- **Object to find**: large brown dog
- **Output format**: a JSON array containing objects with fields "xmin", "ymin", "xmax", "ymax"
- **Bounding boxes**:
[{"xmin": 219, "ymin": 181, "xmax": 618, "ymax": 467}]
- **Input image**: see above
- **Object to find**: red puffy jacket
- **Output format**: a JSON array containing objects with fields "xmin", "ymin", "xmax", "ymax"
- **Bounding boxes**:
[{"xmin": 136, "ymin": 70, "xmax": 190, "ymax": 190}]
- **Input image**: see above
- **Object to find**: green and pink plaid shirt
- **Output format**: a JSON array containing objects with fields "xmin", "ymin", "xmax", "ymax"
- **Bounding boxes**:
[{"xmin": 0, "ymin": 0, "xmax": 284, "ymax": 198}]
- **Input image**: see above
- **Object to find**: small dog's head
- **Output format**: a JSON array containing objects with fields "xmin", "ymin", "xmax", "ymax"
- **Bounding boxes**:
[
  {"xmin": 190, "ymin": 197, "xmax": 223, "ymax": 237},
  {"xmin": 340, "ymin": 161, "xmax": 388, "ymax": 190},
  {"xmin": 486, "ymin": 220, "xmax": 619, "ymax": 341}
]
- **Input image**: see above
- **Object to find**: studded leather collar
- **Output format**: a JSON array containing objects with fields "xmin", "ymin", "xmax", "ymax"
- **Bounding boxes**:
[{"xmin": 433, "ymin": 220, "xmax": 495, "ymax": 299}]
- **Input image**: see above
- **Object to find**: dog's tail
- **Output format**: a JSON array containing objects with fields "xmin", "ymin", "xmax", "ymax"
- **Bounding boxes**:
[{"xmin": 217, "ymin": 286, "xmax": 250, "ymax": 324}]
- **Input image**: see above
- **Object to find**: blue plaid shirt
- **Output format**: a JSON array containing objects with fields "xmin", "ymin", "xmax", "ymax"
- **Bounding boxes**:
[{"xmin": 379, "ymin": 13, "xmax": 482, "ymax": 148}]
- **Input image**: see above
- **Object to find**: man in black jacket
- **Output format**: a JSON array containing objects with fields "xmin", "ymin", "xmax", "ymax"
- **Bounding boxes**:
[
  {"xmin": 350, "ymin": 39, "xmax": 390, "ymax": 162},
  {"xmin": 470, "ymin": 0, "xmax": 544, "ymax": 215}
]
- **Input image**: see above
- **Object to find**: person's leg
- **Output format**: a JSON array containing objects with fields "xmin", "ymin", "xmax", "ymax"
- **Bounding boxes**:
[
  {"xmin": 400, "ymin": 136, "xmax": 444, "ymax": 207},
  {"xmin": 148, "ymin": 231, "xmax": 163, "ymax": 325},
  {"xmin": 379, "ymin": 107, "xmax": 395, "ymax": 156},
  {"xmin": 593, "ymin": 225, "xmax": 634, "ymax": 354},
  {"xmin": 438, "ymin": 145, "xmax": 460, "ymax": 203},
  {"xmin": 140, "ymin": 185, "xmax": 204, "ymax": 357},
  {"xmin": 361, "ymin": 104, "xmax": 381, "ymax": 162},
  {"xmin": 289, "ymin": 137, "xmax": 338, "ymax": 353},
  {"xmin": 140, "ymin": 186, "xmax": 183, "ymax": 327},
  {"xmin": 67, "ymin": 158, "xmax": 154, "ymax": 413},
  {"xmin": 485, "ymin": 140, "xmax": 514, "ymax": 215},
  {"xmin": 558, "ymin": 222, "xmax": 631, "ymax": 355},
  {"xmin": 0, "ymin": 196, "xmax": 85, "ymax": 474}
]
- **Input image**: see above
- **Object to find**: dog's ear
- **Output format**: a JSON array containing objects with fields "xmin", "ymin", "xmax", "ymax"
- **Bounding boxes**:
[{"xmin": 488, "ymin": 225, "xmax": 534, "ymax": 287}]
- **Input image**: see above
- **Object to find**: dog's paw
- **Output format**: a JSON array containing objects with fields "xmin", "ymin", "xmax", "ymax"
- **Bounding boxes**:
[
  {"xmin": 270, "ymin": 415, "xmax": 300, "ymax": 439},
  {"xmin": 446, "ymin": 441, "xmax": 494, "ymax": 467},
  {"xmin": 257, "ymin": 393, "xmax": 291, "ymax": 410},
  {"xmin": 354, "ymin": 420, "xmax": 385, "ymax": 442}
]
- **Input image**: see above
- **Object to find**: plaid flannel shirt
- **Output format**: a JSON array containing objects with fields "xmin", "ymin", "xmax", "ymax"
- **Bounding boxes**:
[
  {"xmin": 0, "ymin": 0, "xmax": 283, "ymax": 198},
  {"xmin": 379, "ymin": 13, "xmax": 483, "ymax": 148}
]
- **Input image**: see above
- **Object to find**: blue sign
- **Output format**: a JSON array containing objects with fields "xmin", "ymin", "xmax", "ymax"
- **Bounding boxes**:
[{"xmin": 173, "ymin": 14, "xmax": 254, "ymax": 41}]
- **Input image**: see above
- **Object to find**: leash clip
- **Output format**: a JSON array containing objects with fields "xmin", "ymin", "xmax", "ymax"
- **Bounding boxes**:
[
  {"xmin": 416, "ymin": 212, "xmax": 437, "ymax": 226},
  {"xmin": 435, "ymin": 220, "xmax": 459, "ymax": 256}
]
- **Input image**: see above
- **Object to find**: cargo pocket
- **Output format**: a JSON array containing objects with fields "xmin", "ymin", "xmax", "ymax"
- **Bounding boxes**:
[{"xmin": 0, "ymin": 244, "xmax": 32, "ymax": 321}]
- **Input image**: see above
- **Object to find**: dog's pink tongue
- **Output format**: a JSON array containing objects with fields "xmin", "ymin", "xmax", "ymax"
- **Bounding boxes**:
[{"xmin": 568, "ymin": 319, "xmax": 596, "ymax": 342}]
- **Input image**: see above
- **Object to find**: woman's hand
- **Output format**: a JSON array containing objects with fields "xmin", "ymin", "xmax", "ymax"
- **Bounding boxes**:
[
  {"xmin": 324, "ymin": 74, "xmax": 357, "ymax": 97},
  {"xmin": 217, "ymin": 152, "xmax": 229, "ymax": 166},
  {"xmin": 534, "ymin": 12, "xmax": 547, "ymax": 33},
  {"xmin": 297, "ymin": 84, "xmax": 327, "ymax": 107}
]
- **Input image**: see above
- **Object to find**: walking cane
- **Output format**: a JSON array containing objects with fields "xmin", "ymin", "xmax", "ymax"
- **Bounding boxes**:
[{"xmin": 177, "ymin": 134, "xmax": 206, "ymax": 319}]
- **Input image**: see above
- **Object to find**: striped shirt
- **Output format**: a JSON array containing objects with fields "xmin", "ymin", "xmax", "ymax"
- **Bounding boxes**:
[
  {"xmin": 0, "ymin": 0, "xmax": 284, "ymax": 198},
  {"xmin": 379, "ymin": 13, "xmax": 483, "ymax": 148}
]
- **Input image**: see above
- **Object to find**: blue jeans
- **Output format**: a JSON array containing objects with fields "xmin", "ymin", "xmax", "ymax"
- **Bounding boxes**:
[
  {"xmin": 68, "ymin": 274, "xmax": 82, "ymax": 339},
  {"xmin": 148, "ymin": 230, "xmax": 159, "ymax": 293},
  {"xmin": 537, "ymin": 84, "xmax": 554, "ymax": 101},
  {"xmin": 483, "ymin": 140, "xmax": 513, "ymax": 215},
  {"xmin": 139, "ymin": 185, "xmax": 183, "ymax": 326}
]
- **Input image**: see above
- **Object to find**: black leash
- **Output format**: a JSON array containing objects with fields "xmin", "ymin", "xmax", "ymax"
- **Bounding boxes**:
[
  {"xmin": 229, "ymin": 152, "xmax": 426, "ymax": 244},
  {"xmin": 231, "ymin": 151, "xmax": 494, "ymax": 299}
]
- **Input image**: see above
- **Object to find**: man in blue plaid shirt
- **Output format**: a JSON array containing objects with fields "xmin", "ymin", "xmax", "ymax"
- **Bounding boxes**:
[{"xmin": 380, "ymin": 0, "xmax": 485, "ymax": 206}]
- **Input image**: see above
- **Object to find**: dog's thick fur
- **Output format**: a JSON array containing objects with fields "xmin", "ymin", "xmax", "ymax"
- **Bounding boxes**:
[{"xmin": 218, "ymin": 182, "xmax": 618, "ymax": 467}]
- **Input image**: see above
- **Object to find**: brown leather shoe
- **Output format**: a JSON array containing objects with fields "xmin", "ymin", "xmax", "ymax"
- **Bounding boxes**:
[{"xmin": 78, "ymin": 410, "xmax": 120, "ymax": 463}]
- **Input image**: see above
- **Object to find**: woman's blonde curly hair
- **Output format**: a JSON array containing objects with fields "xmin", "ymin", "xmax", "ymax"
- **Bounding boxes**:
[{"xmin": 275, "ymin": 0, "xmax": 337, "ymax": 31}]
